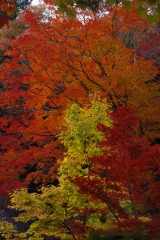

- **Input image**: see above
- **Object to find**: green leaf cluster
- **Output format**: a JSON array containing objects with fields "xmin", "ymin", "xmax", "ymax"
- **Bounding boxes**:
[
  {"xmin": 0, "ymin": 220, "xmax": 27, "ymax": 240},
  {"xmin": 59, "ymin": 98, "xmax": 112, "ymax": 178},
  {"xmin": 51, "ymin": 0, "xmax": 160, "ymax": 22}
]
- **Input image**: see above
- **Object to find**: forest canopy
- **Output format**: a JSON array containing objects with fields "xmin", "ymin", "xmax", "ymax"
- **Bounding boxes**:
[{"xmin": 0, "ymin": 2, "xmax": 160, "ymax": 240}]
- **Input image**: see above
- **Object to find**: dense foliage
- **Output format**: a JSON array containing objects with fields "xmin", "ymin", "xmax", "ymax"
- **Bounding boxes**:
[
  {"xmin": 0, "ymin": 0, "xmax": 32, "ymax": 27},
  {"xmin": 0, "ymin": 3, "xmax": 160, "ymax": 239}
]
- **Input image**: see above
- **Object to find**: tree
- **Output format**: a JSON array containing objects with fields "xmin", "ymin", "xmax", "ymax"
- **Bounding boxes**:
[
  {"xmin": 72, "ymin": 106, "xmax": 160, "ymax": 238},
  {"xmin": 1, "ymin": 100, "xmax": 160, "ymax": 239},
  {"xmin": 10, "ymin": 5, "xmax": 159, "ymax": 139},
  {"xmin": 0, "ymin": 5, "xmax": 159, "ymax": 196}
]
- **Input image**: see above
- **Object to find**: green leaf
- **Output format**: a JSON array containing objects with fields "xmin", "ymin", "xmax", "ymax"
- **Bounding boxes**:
[{"xmin": 138, "ymin": 6, "xmax": 148, "ymax": 16}]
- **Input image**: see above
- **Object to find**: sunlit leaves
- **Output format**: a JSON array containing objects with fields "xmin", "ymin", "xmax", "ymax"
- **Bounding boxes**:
[{"xmin": 59, "ymin": 98, "xmax": 112, "ymax": 177}]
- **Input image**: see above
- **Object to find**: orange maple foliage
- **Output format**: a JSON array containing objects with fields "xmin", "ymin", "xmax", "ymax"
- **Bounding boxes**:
[
  {"xmin": 0, "ymin": 5, "xmax": 159, "ymax": 195},
  {"xmin": 0, "ymin": 0, "xmax": 17, "ymax": 27}
]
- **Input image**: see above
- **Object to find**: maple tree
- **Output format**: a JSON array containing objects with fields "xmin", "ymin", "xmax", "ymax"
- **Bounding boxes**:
[
  {"xmin": 0, "ymin": 5, "xmax": 159, "ymax": 239},
  {"xmin": 72, "ymin": 106, "xmax": 160, "ymax": 238},
  {"xmin": 0, "ymin": 4, "xmax": 159, "ymax": 196},
  {"xmin": 1, "ymin": 99, "xmax": 159, "ymax": 239}
]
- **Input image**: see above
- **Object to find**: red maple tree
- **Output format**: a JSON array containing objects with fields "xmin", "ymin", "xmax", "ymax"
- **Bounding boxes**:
[{"xmin": 72, "ymin": 106, "xmax": 160, "ymax": 237}]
